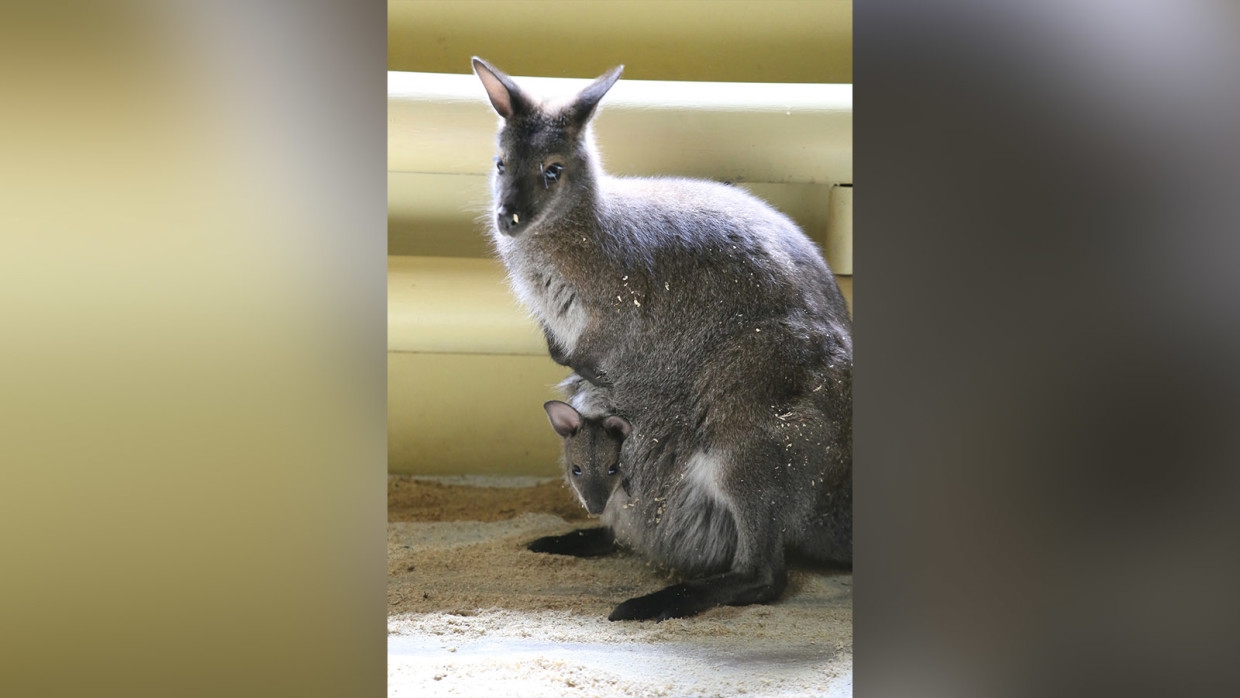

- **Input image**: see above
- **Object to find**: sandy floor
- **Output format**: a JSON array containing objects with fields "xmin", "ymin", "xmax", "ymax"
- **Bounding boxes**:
[{"xmin": 388, "ymin": 475, "xmax": 853, "ymax": 697}]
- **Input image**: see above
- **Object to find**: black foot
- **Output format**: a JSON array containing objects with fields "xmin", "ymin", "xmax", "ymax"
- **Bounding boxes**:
[
  {"xmin": 608, "ymin": 568, "xmax": 789, "ymax": 622},
  {"xmin": 609, "ymin": 584, "xmax": 700, "ymax": 622},
  {"xmin": 527, "ymin": 527, "xmax": 616, "ymax": 557}
]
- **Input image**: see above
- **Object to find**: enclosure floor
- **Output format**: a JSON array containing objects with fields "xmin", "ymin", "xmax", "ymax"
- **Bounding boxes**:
[{"xmin": 388, "ymin": 475, "xmax": 853, "ymax": 697}]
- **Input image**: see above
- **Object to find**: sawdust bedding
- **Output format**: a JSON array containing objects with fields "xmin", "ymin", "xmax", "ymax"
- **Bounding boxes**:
[{"xmin": 387, "ymin": 475, "xmax": 853, "ymax": 696}]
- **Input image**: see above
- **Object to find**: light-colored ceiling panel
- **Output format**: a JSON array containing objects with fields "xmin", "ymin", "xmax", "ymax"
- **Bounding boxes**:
[
  {"xmin": 389, "ymin": 71, "xmax": 852, "ymax": 184},
  {"xmin": 388, "ymin": 0, "xmax": 852, "ymax": 84}
]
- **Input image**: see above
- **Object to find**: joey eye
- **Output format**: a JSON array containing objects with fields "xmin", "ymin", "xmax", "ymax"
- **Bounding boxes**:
[
  {"xmin": 607, "ymin": 463, "xmax": 619, "ymax": 476},
  {"xmin": 495, "ymin": 158, "xmax": 505, "ymax": 174},
  {"xmin": 571, "ymin": 465, "xmax": 582, "ymax": 476},
  {"xmin": 541, "ymin": 163, "xmax": 563, "ymax": 187}
]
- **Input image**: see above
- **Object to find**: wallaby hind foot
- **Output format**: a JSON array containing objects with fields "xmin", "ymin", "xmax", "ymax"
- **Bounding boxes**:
[
  {"xmin": 608, "ymin": 566, "xmax": 789, "ymax": 622},
  {"xmin": 527, "ymin": 526, "xmax": 616, "ymax": 557}
]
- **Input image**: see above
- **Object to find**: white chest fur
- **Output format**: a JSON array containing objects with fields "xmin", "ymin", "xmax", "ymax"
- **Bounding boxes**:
[{"xmin": 500, "ymin": 247, "xmax": 589, "ymax": 355}]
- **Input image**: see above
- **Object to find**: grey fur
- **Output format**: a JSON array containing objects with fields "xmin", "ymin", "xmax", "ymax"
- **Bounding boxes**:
[
  {"xmin": 543, "ymin": 400, "xmax": 630, "ymax": 516},
  {"xmin": 473, "ymin": 58, "xmax": 852, "ymax": 621}
]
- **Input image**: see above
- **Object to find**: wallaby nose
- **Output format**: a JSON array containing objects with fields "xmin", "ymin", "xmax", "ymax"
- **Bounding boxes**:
[{"xmin": 496, "ymin": 204, "xmax": 524, "ymax": 236}]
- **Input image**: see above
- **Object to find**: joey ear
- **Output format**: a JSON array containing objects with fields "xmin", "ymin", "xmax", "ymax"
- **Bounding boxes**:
[
  {"xmin": 602, "ymin": 415, "xmax": 632, "ymax": 440},
  {"xmin": 472, "ymin": 57, "xmax": 532, "ymax": 119},
  {"xmin": 543, "ymin": 400, "xmax": 582, "ymax": 438},
  {"xmin": 568, "ymin": 65, "xmax": 623, "ymax": 128}
]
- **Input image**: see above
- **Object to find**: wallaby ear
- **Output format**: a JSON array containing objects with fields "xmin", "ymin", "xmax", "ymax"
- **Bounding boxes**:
[
  {"xmin": 544, "ymin": 400, "xmax": 582, "ymax": 438},
  {"xmin": 472, "ymin": 57, "xmax": 532, "ymax": 119},
  {"xmin": 602, "ymin": 415, "xmax": 632, "ymax": 440},
  {"xmin": 567, "ymin": 65, "xmax": 623, "ymax": 128}
]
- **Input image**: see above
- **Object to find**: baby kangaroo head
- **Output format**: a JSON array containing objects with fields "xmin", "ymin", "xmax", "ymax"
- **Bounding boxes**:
[
  {"xmin": 472, "ymin": 58, "xmax": 623, "ymax": 237},
  {"xmin": 543, "ymin": 400, "xmax": 632, "ymax": 516}
]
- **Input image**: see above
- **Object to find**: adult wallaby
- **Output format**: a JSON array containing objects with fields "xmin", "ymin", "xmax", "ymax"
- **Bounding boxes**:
[
  {"xmin": 473, "ymin": 58, "xmax": 852, "ymax": 621},
  {"xmin": 542, "ymin": 399, "xmax": 631, "ymax": 517}
]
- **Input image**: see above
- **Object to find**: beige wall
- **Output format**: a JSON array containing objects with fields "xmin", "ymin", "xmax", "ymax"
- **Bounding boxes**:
[{"xmin": 389, "ymin": 0, "xmax": 853, "ymax": 84}]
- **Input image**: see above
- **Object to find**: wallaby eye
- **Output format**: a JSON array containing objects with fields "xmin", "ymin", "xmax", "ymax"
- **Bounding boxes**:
[
  {"xmin": 607, "ymin": 463, "xmax": 619, "ymax": 476},
  {"xmin": 495, "ymin": 158, "xmax": 505, "ymax": 174},
  {"xmin": 571, "ymin": 465, "xmax": 582, "ymax": 476},
  {"xmin": 542, "ymin": 163, "xmax": 563, "ymax": 187}
]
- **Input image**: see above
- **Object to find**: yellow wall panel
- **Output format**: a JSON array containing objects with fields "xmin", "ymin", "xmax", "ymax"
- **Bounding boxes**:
[
  {"xmin": 388, "ymin": 351, "xmax": 571, "ymax": 475},
  {"xmin": 388, "ymin": 256, "xmax": 544, "ymax": 355},
  {"xmin": 389, "ymin": 0, "xmax": 852, "ymax": 84}
]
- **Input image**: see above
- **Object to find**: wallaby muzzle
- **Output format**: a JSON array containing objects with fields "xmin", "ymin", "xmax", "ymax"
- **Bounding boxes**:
[
  {"xmin": 578, "ymin": 479, "xmax": 612, "ymax": 516},
  {"xmin": 496, "ymin": 204, "xmax": 521, "ymax": 235},
  {"xmin": 496, "ymin": 199, "xmax": 532, "ymax": 236},
  {"xmin": 582, "ymin": 495, "xmax": 607, "ymax": 516}
]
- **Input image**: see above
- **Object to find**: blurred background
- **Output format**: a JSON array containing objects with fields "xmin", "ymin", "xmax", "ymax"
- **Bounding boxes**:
[{"xmin": 0, "ymin": 4, "xmax": 387, "ymax": 697}]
